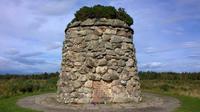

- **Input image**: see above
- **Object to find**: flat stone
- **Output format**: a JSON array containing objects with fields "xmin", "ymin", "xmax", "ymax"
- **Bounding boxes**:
[
  {"xmin": 84, "ymin": 80, "xmax": 93, "ymax": 88},
  {"xmin": 102, "ymin": 34, "xmax": 111, "ymax": 41},
  {"xmin": 122, "ymin": 37, "xmax": 132, "ymax": 43},
  {"xmin": 117, "ymin": 30, "xmax": 127, "ymax": 36},
  {"xmin": 121, "ymin": 73, "xmax": 131, "ymax": 81},
  {"xmin": 98, "ymin": 59, "xmax": 107, "ymax": 66},
  {"xmin": 85, "ymin": 58, "xmax": 95, "ymax": 68},
  {"xmin": 110, "ymin": 36, "xmax": 122, "ymax": 43},
  {"xmin": 104, "ymin": 29, "xmax": 117, "ymax": 35},
  {"xmin": 78, "ymin": 75, "xmax": 87, "ymax": 82},
  {"xmin": 74, "ymin": 54, "xmax": 86, "ymax": 62},
  {"xmin": 118, "ymin": 60, "xmax": 126, "ymax": 67},
  {"xmin": 70, "ymin": 92, "xmax": 80, "ymax": 98},
  {"xmin": 79, "ymin": 65, "xmax": 89, "ymax": 74},
  {"xmin": 127, "ymin": 80, "xmax": 137, "ymax": 88},
  {"xmin": 117, "ymin": 67, "xmax": 123, "ymax": 73},
  {"xmin": 115, "ymin": 48, "xmax": 124, "ymax": 55},
  {"xmin": 108, "ymin": 59, "xmax": 118, "ymax": 66},
  {"xmin": 122, "ymin": 43, "xmax": 133, "ymax": 50},
  {"xmin": 79, "ymin": 41, "xmax": 87, "ymax": 48},
  {"xmin": 88, "ymin": 73, "xmax": 101, "ymax": 81},
  {"xmin": 94, "ymin": 27, "xmax": 103, "ymax": 36},
  {"xmin": 90, "ymin": 34, "xmax": 99, "ymax": 40},
  {"xmin": 76, "ymin": 98, "xmax": 91, "ymax": 103},
  {"xmin": 70, "ymin": 73, "xmax": 79, "ymax": 81},
  {"xmin": 77, "ymin": 30, "xmax": 87, "ymax": 36},
  {"xmin": 73, "ymin": 37, "xmax": 84, "ymax": 44},
  {"xmin": 111, "ymin": 43, "xmax": 121, "ymax": 49},
  {"xmin": 109, "ymin": 66, "xmax": 118, "ymax": 70},
  {"xmin": 63, "ymin": 86, "xmax": 74, "ymax": 93},
  {"xmin": 72, "ymin": 81, "xmax": 82, "ymax": 89},
  {"xmin": 74, "ymin": 62, "xmax": 82, "ymax": 66},
  {"xmin": 87, "ymin": 41, "xmax": 99, "ymax": 50},
  {"xmin": 80, "ymin": 19, "xmax": 95, "ymax": 26},
  {"xmin": 112, "ymin": 19, "xmax": 128, "ymax": 27},
  {"xmin": 68, "ymin": 21, "xmax": 81, "ymax": 27},
  {"xmin": 112, "ymin": 85, "xmax": 125, "ymax": 94},
  {"xmin": 96, "ymin": 66, "xmax": 108, "ymax": 74},
  {"xmin": 102, "ymin": 73, "xmax": 119, "ymax": 82},
  {"xmin": 112, "ymin": 95, "xmax": 130, "ymax": 103},
  {"xmin": 111, "ymin": 80, "xmax": 120, "ymax": 86},
  {"xmin": 77, "ymin": 87, "xmax": 92, "ymax": 94},
  {"xmin": 105, "ymin": 42, "xmax": 113, "ymax": 49},
  {"xmin": 126, "ymin": 59, "xmax": 134, "ymax": 67},
  {"xmin": 106, "ymin": 50, "xmax": 116, "ymax": 56}
]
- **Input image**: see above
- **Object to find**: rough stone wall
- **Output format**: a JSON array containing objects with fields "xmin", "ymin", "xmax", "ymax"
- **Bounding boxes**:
[{"xmin": 57, "ymin": 18, "xmax": 142, "ymax": 104}]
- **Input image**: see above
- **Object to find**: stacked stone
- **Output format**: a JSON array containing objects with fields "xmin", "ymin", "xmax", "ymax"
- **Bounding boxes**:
[{"xmin": 57, "ymin": 18, "xmax": 142, "ymax": 104}]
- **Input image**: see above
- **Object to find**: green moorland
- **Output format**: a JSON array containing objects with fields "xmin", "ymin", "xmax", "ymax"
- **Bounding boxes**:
[
  {"xmin": 0, "ymin": 72, "xmax": 200, "ymax": 112},
  {"xmin": 140, "ymin": 72, "xmax": 200, "ymax": 112}
]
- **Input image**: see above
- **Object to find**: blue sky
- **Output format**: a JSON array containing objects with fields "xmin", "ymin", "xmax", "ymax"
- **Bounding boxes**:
[{"xmin": 0, "ymin": 0, "xmax": 200, "ymax": 74}]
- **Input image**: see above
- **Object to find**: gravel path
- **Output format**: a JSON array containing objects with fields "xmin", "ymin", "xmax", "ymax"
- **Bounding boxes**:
[{"xmin": 17, "ymin": 92, "xmax": 180, "ymax": 112}]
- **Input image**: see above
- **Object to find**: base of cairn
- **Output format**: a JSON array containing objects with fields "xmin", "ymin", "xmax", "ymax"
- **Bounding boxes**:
[{"xmin": 17, "ymin": 92, "xmax": 180, "ymax": 112}]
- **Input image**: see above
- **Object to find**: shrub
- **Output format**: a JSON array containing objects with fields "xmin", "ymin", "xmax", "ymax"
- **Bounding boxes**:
[
  {"xmin": 160, "ymin": 84, "xmax": 170, "ymax": 92},
  {"xmin": 73, "ymin": 5, "xmax": 133, "ymax": 26}
]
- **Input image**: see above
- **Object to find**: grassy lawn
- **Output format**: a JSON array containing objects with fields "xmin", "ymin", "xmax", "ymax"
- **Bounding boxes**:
[
  {"xmin": 141, "ymin": 80, "xmax": 200, "ymax": 112},
  {"xmin": 144, "ymin": 90, "xmax": 200, "ymax": 112},
  {"xmin": 0, "ymin": 94, "xmax": 40, "ymax": 112},
  {"xmin": 175, "ymin": 95, "xmax": 200, "ymax": 112},
  {"xmin": 0, "ymin": 91, "xmax": 54, "ymax": 112},
  {"xmin": 0, "ymin": 95, "xmax": 40, "ymax": 112}
]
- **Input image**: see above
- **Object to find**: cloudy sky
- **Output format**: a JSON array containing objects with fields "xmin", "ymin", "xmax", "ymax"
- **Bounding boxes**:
[{"xmin": 0, "ymin": 0, "xmax": 200, "ymax": 74}]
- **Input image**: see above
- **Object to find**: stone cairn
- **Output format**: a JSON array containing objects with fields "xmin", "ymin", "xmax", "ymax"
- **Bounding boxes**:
[{"xmin": 57, "ymin": 18, "xmax": 142, "ymax": 104}]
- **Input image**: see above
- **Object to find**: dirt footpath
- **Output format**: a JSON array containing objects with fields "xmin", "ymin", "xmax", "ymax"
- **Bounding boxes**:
[{"xmin": 17, "ymin": 92, "xmax": 180, "ymax": 112}]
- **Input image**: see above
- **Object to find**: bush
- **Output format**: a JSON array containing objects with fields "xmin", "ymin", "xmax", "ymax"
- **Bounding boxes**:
[
  {"xmin": 73, "ymin": 5, "xmax": 133, "ymax": 26},
  {"xmin": 160, "ymin": 84, "xmax": 170, "ymax": 92}
]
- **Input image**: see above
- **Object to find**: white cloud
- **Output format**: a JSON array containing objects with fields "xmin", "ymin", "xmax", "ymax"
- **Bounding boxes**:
[
  {"xmin": 46, "ymin": 42, "xmax": 62, "ymax": 50},
  {"xmin": 187, "ymin": 54, "xmax": 200, "ymax": 58},
  {"xmin": 27, "ymin": 0, "xmax": 77, "ymax": 16},
  {"xmin": 161, "ymin": 26, "xmax": 184, "ymax": 36},
  {"xmin": 140, "ymin": 62, "xmax": 163, "ymax": 69},
  {"xmin": 144, "ymin": 47, "xmax": 156, "ymax": 54},
  {"xmin": 5, "ymin": 48, "xmax": 20, "ymax": 55},
  {"xmin": 183, "ymin": 41, "xmax": 200, "ymax": 48},
  {"xmin": 19, "ymin": 52, "xmax": 44, "ymax": 57}
]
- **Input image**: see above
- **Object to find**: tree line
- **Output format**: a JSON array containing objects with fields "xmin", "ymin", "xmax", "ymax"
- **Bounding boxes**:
[
  {"xmin": 0, "ymin": 71, "xmax": 200, "ymax": 80},
  {"xmin": 0, "ymin": 72, "xmax": 59, "ymax": 80},
  {"xmin": 139, "ymin": 71, "xmax": 200, "ymax": 80}
]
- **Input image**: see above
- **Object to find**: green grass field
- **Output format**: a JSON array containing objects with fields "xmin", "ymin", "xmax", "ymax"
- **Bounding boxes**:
[
  {"xmin": 0, "ymin": 72, "xmax": 199, "ymax": 112},
  {"xmin": 143, "ymin": 90, "xmax": 200, "ymax": 112},
  {"xmin": 141, "ymin": 80, "xmax": 200, "ymax": 112},
  {"xmin": 0, "ymin": 94, "xmax": 39, "ymax": 112}
]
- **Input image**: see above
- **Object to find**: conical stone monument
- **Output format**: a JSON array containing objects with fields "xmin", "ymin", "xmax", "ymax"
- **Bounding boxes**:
[{"xmin": 57, "ymin": 6, "xmax": 142, "ymax": 104}]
